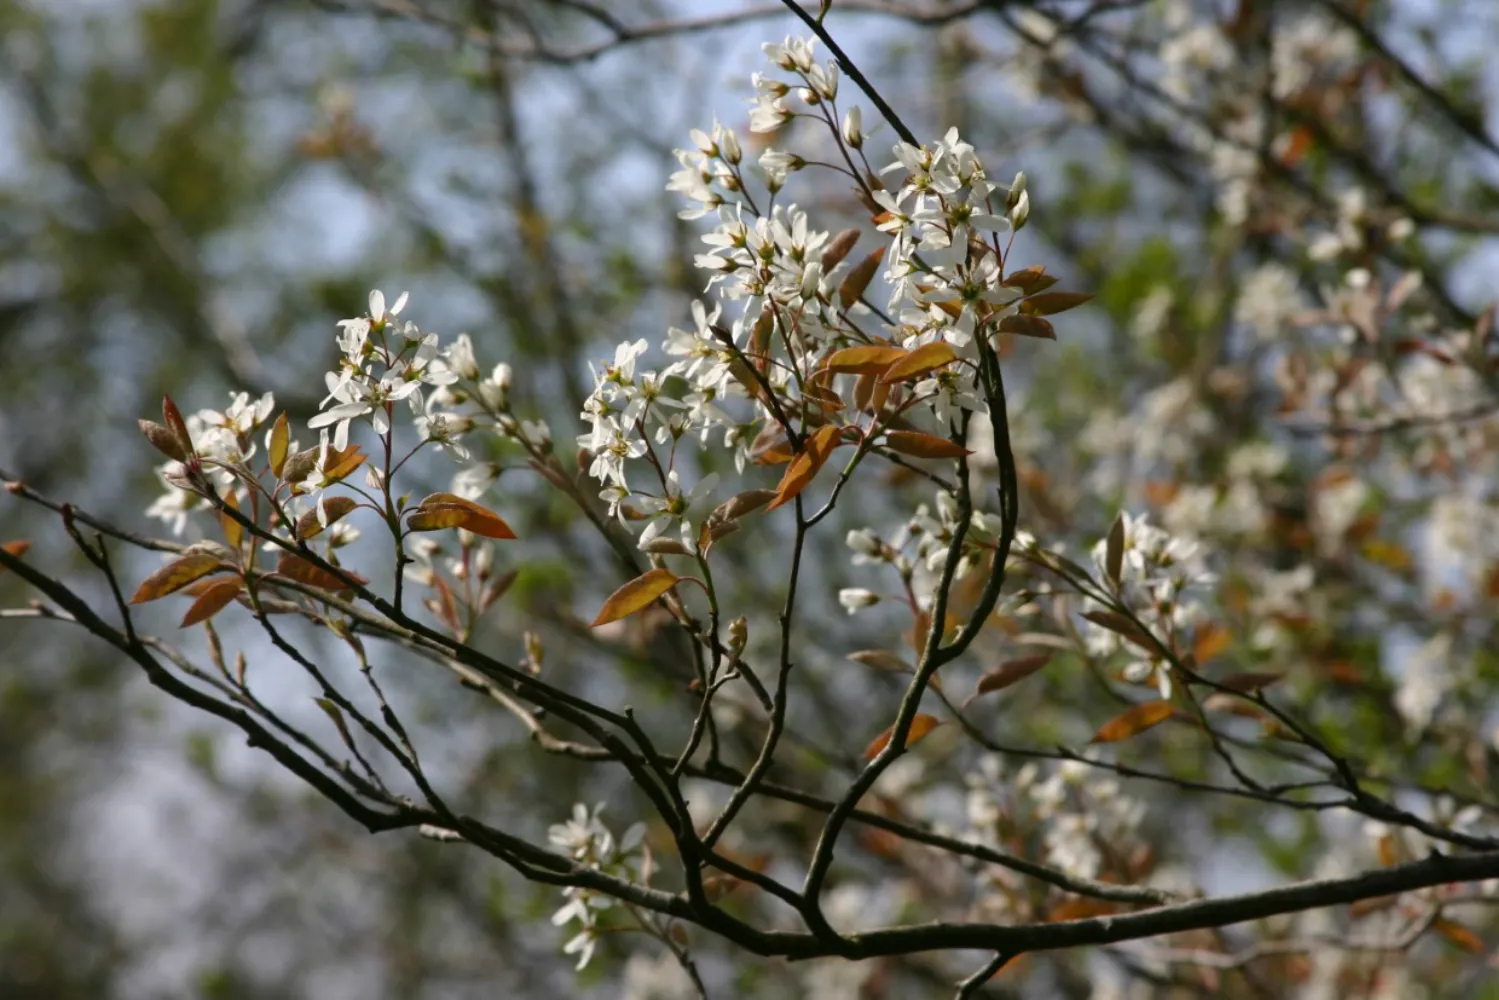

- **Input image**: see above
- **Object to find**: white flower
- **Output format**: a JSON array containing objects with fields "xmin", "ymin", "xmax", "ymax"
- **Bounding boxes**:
[
  {"xmin": 842, "ymin": 105, "xmax": 863, "ymax": 147},
  {"xmin": 368, "ymin": 288, "xmax": 408, "ymax": 327},
  {"xmin": 839, "ymin": 588, "xmax": 880, "ymax": 613},
  {"xmin": 636, "ymin": 470, "xmax": 719, "ymax": 551}
]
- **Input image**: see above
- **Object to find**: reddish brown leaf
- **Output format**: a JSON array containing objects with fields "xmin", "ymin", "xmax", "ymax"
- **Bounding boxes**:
[
  {"xmin": 1020, "ymin": 291, "xmax": 1093, "ymax": 316},
  {"xmin": 130, "ymin": 554, "xmax": 226, "ymax": 604},
  {"xmin": 1090, "ymin": 701, "xmax": 1176, "ymax": 744},
  {"xmin": 321, "ymin": 446, "xmax": 367, "ymax": 484},
  {"xmin": 846, "ymin": 649, "xmax": 912, "ymax": 673},
  {"xmin": 0, "ymin": 540, "xmax": 32, "ymax": 574},
  {"xmin": 180, "ymin": 578, "xmax": 244, "ymax": 627},
  {"xmin": 430, "ymin": 573, "xmax": 460, "ymax": 632},
  {"xmin": 1082, "ymin": 610, "xmax": 1158, "ymax": 653},
  {"xmin": 820, "ymin": 228, "xmax": 861, "ymax": 271},
  {"xmin": 879, "ymin": 341, "xmax": 959, "ymax": 384},
  {"xmin": 218, "ymin": 490, "xmax": 243, "ymax": 551},
  {"xmin": 1192, "ymin": 623, "xmax": 1232, "ymax": 664},
  {"xmin": 275, "ymin": 553, "xmax": 363, "ymax": 595},
  {"xmin": 1216, "ymin": 671, "xmax": 1284, "ymax": 693},
  {"xmin": 766, "ymin": 425, "xmax": 842, "ymax": 511},
  {"xmin": 1104, "ymin": 513, "xmax": 1125, "ymax": 585},
  {"xmin": 1277, "ymin": 125, "xmax": 1314, "ymax": 167},
  {"xmin": 968, "ymin": 653, "xmax": 1053, "ymax": 704},
  {"xmin": 710, "ymin": 489, "xmax": 778, "ymax": 523},
  {"xmin": 995, "ymin": 314, "xmax": 1057, "ymax": 340},
  {"xmin": 1047, "ymin": 898, "xmax": 1118, "ymax": 922},
  {"xmin": 855, "ymin": 826, "xmax": 907, "ymax": 860},
  {"xmin": 139, "ymin": 419, "xmax": 189, "ymax": 462},
  {"xmin": 296, "ymin": 496, "xmax": 360, "ymax": 539},
  {"xmin": 1432, "ymin": 917, "xmax": 1484, "ymax": 954},
  {"xmin": 863, "ymin": 713, "xmax": 942, "ymax": 760},
  {"xmin": 161, "ymin": 396, "xmax": 194, "ymax": 456},
  {"xmin": 837, "ymin": 246, "xmax": 886, "ymax": 310},
  {"xmin": 882, "ymin": 430, "xmax": 971, "ymax": 460},
  {"xmin": 823, "ymin": 345, "xmax": 907, "ymax": 375},
  {"xmin": 409, "ymin": 493, "xmax": 518, "ymax": 540},
  {"xmin": 268, "ymin": 412, "xmax": 290, "ymax": 478},
  {"xmin": 1000, "ymin": 265, "xmax": 1058, "ymax": 294},
  {"xmin": 592, "ymin": 568, "xmax": 680, "ymax": 627}
]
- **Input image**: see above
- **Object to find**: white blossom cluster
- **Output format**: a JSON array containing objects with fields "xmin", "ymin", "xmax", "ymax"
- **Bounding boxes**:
[
  {"xmin": 1087, "ymin": 512, "xmax": 1214, "ymax": 699},
  {"xmin": 547, "ymin": 802, "xmax": 648, "ymax": 970},
  {"xmin": 839, "ymin": 491, "xmax": 1010, "ymax": 615},
  {"xmin": 146, "ymin": 391, "xmax": 276, "ymax": 536},
  {"xmin": 576, "ymin": 35, "xmax": 1032, "ymax": 565},
  {"xmin": 963, "ymin": 755, "xmax": 1147, "ymax": 884}
]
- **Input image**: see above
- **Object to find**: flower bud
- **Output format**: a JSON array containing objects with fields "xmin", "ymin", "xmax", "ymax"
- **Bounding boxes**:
[
  {"xmin": 524, "ymin": 630, "xmax": 544, "ymax": 673},
  {"xmin": 838, "ymin": 588, "xmax": 880, "ymax": 614},
  {"xmin": 716, "ymin": 125, "xmax": 742, "ymax": 165},
  {"xmin": 841, "ymin": 106, "xmax": 863, "ymax": 149},
  {"xmin": 1006, "ymin": 172, "xmax": 1027, "ymax": 210},
  {"xmin": 1008, "ymin": 189, "xmax": 1030, "ymax": 231}
]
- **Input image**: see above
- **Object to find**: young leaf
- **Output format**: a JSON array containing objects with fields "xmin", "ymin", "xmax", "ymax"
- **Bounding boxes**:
[
  {"xmin": 863, "ymin": 713, "xmax": 942, "ymax": 760},
  {"xmin": 995, "ymin": 314, "xmax": 1057, "ymax": 340},
  {"xmin": 130, "ymin": 553, "xmax": 226, "ymax": 604},
  {"xmin": 220, "ymin": 490, "xmax": 243, "ymax": 551},
  {"xmin": 180, "ymin": 578, "xmax": 244, "ymax": 628},
  {"xmin": 820, "ymin": 227, "xmax": 861, "ymax": 271},
  {"xmin": 314, "ymin": 697, "xmax": 354, "ymax": 748},
  {"xmin": 1020, "ymin": 291, "xmax": 1093, "ymax": 316},
  {"xmin": 321, "ymin": 446, "xmax": 367, "ymax": 484},
  {"xmin": 837, "ymin": 246, "xmax": 885, "ymax": 309},
  {"xmin": 1000, "ymin": 265, "xmax": 1059, "ymax": 294},
  {"xmin": 1081, "ymin": 610, "xmax": 1157, "ymax": 653},
  {"xmin": 879, "ymin": 341, "xmax": 958, "ymax": 384},
  {"xmin": 281, "ymin": 447, "xmax": 321, "ymax": 485},
  {"xmin": 406, "ymin": 505, "xmax": 469, "ymax": 532},
  {"xmin": 0, "ymin": 540, "xmax": 32, "ymax": 574},
  {"xmin": 275, "ymin": 553, "xmax": 363, "ymax": 595},
  {"xmin": 592, "ymin": 568, "xmax": 680, "ymax": 627},
  {"xmin": 268, "ymin": 412, "xmax": 290, "ymax": 478},
  {"xmin": 823, "ymin": 345, "xmax": 907, "ymax": 375},
  {"xmin": 139, "ymin": 419, "xmax": 189, "ymax": 462},
  {"xmin": 1215, "ymin": 671, "xmax": 1284, "ymax": 693},
  {"xmin": 161, "ymin": 396, "xmax": 194, "ymax": 457},
  {"xmin": 1104, "ymin": 512, "xmax": 1125, "ymax": 586},
  {"xmin": 883, "ymin": 430, "xmax": 971, "ymax": 460},
  {"xmin": 1432, "ymin": 917, "xmax": 1484, "ymax": 954},
  {"xmin": 296, "ymin": 496, "xmax": 359, "ymax": 540},
  {"xmin": 1192, "ymin": 623, "xmax": 1232, "ymax": 664},
  {"xmin": 766, "ymin": 425, "xmax": 842, "ymax": 511},
  {"xmin": 1090, "ymin": 701, "xmax": 1176, "ymax": 744},
  {"xmin": 967, "ymin": 653, "xmax": 1053, "ymax": 704},
  {"xmin": 710, "ymin": 489, "xmax": 778, "ymax": 523},
  {"xmin": 846, "ymin": 649, "xmax": 912, "ymax": 673},
  {"xmin": 409, "ymin": 493, "xmax": 518, "ymax": 539}
]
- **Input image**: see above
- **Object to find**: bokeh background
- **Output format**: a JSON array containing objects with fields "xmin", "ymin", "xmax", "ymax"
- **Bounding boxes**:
[{"xmin": 4, "ymin": 1, "xmax": 1499, "ymax": 997}]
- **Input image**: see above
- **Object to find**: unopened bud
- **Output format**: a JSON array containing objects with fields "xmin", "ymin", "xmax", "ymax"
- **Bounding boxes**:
[
  {"xmin": 841, "ymin": 106, "xmax": 863, "ymax": 149},
  {"xmin": 1008, "ymin": 189, "xmax": 1030, "ymax": 231},
  {"xmin": 717, "ymin": 127, "xmax": 742, "ymax": 165},
  {"xmin": 139, "ymin": 419, "xmax": 189, "ymax": 463},
  {"xmin": 640, "ymin": 536, "xmax": 690, "ymax": 555},
  {"xmin": 523, "ymin": 630, "xmax": 544, "ymax": 673},
  {"xmin": 727, "ymin": 616, "xmax": 748, "ymax": 657},
  {"xmin": 1006, "ymin": 172, "xmax": 1027, "ymax": 210}
]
